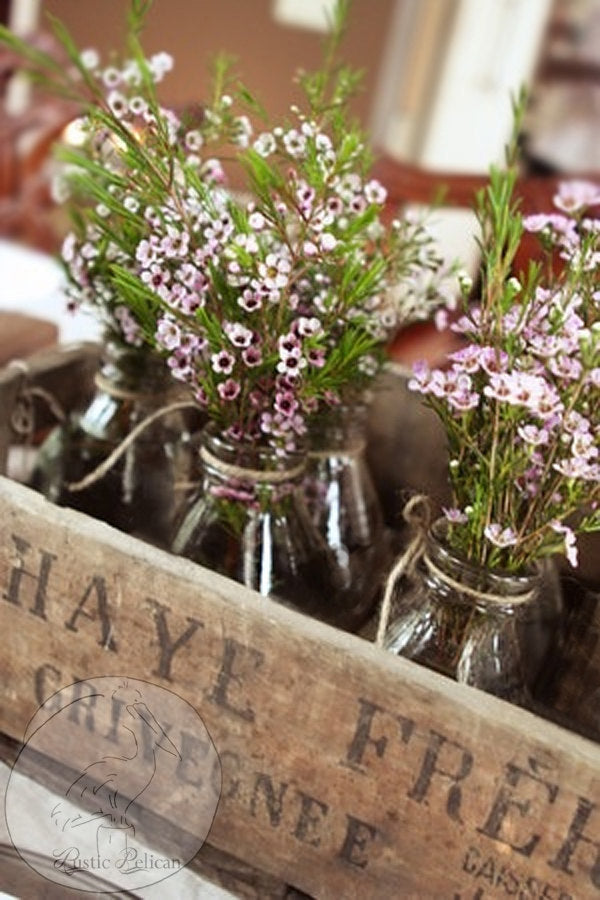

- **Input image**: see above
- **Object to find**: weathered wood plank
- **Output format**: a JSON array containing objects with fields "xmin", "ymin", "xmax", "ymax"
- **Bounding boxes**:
[{"xmin": 1, "ymin": 476, "xmax": 599, "ymax": 899}]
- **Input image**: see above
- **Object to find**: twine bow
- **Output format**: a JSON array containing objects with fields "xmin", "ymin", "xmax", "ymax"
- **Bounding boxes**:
[{"xmin": 375, "ymin": 493, "xmax": 432, "ymax": 648}]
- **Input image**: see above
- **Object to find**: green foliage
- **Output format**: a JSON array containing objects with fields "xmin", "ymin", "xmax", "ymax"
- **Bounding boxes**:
[
  {"xmin": 1, "ymin": 0, "xmax": 455, "ymax": 452},
  {"xmin": 414, "ymin": 91, "xmax": 600, "ymax": 570}
]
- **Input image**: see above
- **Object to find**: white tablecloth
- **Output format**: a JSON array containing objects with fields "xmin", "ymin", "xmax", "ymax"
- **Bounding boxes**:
[
  {"xmin": 0, "ymin": 239, "xmax": 102, "ymax": 344},
  {"xmin": 0, "ymin": 761, "xmax": 238, "ymax": 899}
]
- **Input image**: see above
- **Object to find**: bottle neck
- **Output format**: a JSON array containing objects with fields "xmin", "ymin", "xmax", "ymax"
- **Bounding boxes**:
[
  {"xmin": 308, "ymin": 402, "xmax": 369, "ymax": 454},
  {"xmin": 424, "ymin": 520, "xmax": 540, "ymax": 611},
  {"xmin": 200, "ymin": 424, "xmax": 307, "ymax": 487},
  {"xmin": 98, "ymin": 341, "xmax": 173, "ymax": 401}
]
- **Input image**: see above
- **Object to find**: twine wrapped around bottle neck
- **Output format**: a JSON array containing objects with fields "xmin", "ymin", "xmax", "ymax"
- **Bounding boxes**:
[
  {"xmin": 8, "ymin": 359, "xmax": 66, "ymax": 443},
  {"xmin": 200, "ymin": 444, "xmax": 306, "ymax": 484},
  {"xmin": 421, "ymin": 553, "xmax": 536, "ymax": 607},
  {"xmin": 67, "ymin": 405, "xmax": 306, "ymax": 492},
  {"xmin": 375, "ymin": 499, "xmax": 535, "ymax": 648}
]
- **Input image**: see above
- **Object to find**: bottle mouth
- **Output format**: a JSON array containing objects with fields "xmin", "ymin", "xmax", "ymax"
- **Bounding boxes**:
[
  {"xmin": 308, "ymin": 401, "xmax": 370, "ymax": 452},
  {"xmin": 100, "ymin": 340, "xmax": 175, "ymax": 396}
]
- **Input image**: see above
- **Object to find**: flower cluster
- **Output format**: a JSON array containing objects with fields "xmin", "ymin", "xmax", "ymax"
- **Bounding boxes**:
[
  {"xmin": 9, "ymin": 0, "xmax": 453, "ymax": 454},
  {"xmin": 47, "ymin": 32, "xmax": 251, "ymax": 347},
  {"xmin": 122, "ymin": 101, "xmax": 452, "ymax": 451},
  {"xmin": 410, "ymin": 153, "xmax": 600, "ymax": 570}
]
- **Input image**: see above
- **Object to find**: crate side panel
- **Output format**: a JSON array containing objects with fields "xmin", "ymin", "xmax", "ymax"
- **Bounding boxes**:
[{"xmin": 0, "ymin": 476, "xmax": 599, "ymax": 899}]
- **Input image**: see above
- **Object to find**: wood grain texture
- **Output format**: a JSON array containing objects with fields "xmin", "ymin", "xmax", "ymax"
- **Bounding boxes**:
[{"xmin": 1, "ymin": 476, "xmax": 599, "ymax": 899}]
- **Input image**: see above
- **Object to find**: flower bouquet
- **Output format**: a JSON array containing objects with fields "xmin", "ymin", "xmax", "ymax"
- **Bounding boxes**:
[
  {"xmin": 383, "ymin": 93, "xmax": 600, "ymax": 700},
  {"xmin": 1, "ymin": 0, "xmax": 453, "ymax": 626},
  {"xmin": 2, "ymin": 4, "xmax": 251, "ymax": 545}
]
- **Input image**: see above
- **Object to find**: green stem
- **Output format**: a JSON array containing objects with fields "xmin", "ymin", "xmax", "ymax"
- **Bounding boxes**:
[{"xmin": 515, "ymin": 380, "xmax": 585, "ymax": 546}]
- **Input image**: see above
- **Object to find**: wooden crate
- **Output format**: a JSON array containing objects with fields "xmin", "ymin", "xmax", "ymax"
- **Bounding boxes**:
[
  {"xmin": 0, "ymin": 341, "xmax": 101, "ymax": 475},
  {"xmin": 1, "ymin": 345, "xmax": 599, "ymax": 899}
]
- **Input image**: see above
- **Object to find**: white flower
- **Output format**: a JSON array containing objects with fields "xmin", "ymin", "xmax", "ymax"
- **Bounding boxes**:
[
  {"xmin": 442, "ymin": 507, "xmax": 469, "ymax": 525},
  {"xmin": 123, "ymin": 196, "xmax": 139, "ymax": 212},
  {"xmin": 295, "ymin": 316, "xmax": 322, "ymax": 338},
  {"xmin": 248, "ymin": 211, "xmax": 266, "ymax": 231},
  {"xmin": 129, "ymin": 96, "xmax": 148, "ymax": 116},
  {"xmin": 517, "ymin": 424, "xmax": 549, "ymax": 446},
  {"xmin": 553, "ymin": 180, "xmax": 600, "ymax": 214},
  {"xmin": 233, "ymin": 115, "xmax": 252, "ymax": 148},
  {"xmin": 61, "ymin": 233, "xmax": 78, "ymax": 263},
  {"xmin": 107, "ymin": 90, "xmax": 128, "ymax": 118},
  {"xmin": 224, "ymin": 321, "xmax": 253, "ymax": 348},
  {"xmin": 315, "ymin": 132, "xmax": 333, "ymax": 154},
  {"xmin": 211, "ymin": 350, "xmax": 235, "ymax": 375},
  {"xmin": 283, "ymin": 129, "xmax": 306, "ymax": 158},
  {"xmin": 319, "ymin": 232, "xmax": 337, "ymax": 252},
  {"xmin": 253, "ymin": 132, "xmax": 276, "ymax": 157},
  {"xmin": 80, "ymin": 48, "xmax": 100, "ymax": 70},
  {"xmin": 102, "ymin": 66, "xmax": 121, "ymax": 87},
  {"xmin": 551, "ymin": 521, "xmax": 578, "ymax": 567},
  {"xmin": 302, "ymin": 241, "xmax": 318, "ymax": 257},
  {"xmin": 258, "ymin": 253, "xmax": 291, "ymax": 290},
  {"xmin": 484, "ymin": 523, "xmax": 518, "ymax": 548},
  {"xmin": 364, "ymin": 179, "xmax": 387, "ymax": 205},
  {"xmin": 185, "ymin": 129, "xmax": 204, "ymax": 152},
  {"xmin": 156, "ymin": 317, "xmax": 181, "ymax": 351},
  {"xmin": 278, "ymin": 333, "xmax": 301, "ymax": 359},
  {"xmin": 276, "ymin": 355, "xmax": 306, "ymax": 378},
  {"xmin": 149, "ymin": 52, "xmax": 174, "ymax": 82}
]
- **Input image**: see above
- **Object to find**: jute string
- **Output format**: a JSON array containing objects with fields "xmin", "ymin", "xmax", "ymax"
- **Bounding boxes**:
[
  {"xmin": 375, "ymin": 494, "xmax": 431, "ymax": 647},
  {"xmin": 67, "ymin": 399, "xmax": 198, "ymax": 492},
  {"xmin": 67, "ymin": 400, "xmax": 305, "ymax": 492},
  {"xmin": 375, "ymin": 497, "xmax": 535, "ymax": 648},
  {"xmin": 420, "ymin": 554, "xmax": 536, "ymax": 607},
  {"xmin": 199, "ymin": 444, "xmax": 306, "ymax": 484},
  {"xmin": 8, "ymin": 359, "xmax": 66, "ymax": 442}
]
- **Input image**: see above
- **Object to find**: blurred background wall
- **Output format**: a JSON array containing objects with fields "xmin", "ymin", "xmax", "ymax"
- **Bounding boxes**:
[
  {"xmin": 1, "ymin": 0, "xmax": 599, "ymax": 342},
  {"xmin": 33, "ymin": 0, "xmax": 599, "ymax": 172},
  {"xmin": 43, "ymin": 0, "xmax": 395, "ymax": 129}
]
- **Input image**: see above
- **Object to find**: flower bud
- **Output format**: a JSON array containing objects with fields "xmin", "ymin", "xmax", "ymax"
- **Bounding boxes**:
[{"xmin": 458, "ymin": 272, "xmax": 473, "ymax": 293}]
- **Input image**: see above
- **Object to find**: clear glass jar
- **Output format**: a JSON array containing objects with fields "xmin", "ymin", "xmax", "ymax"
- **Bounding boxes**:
[
  {"xmin": 172, "ymin": 424, "xmax": 363, "ymax": 629},
  {"xmin": 30, "ymin": 341, "xmax": 200, "ymax": 548},
  {"xmin": 303, "ymin": 402, "xmax": 390, "ymax": 629},
  {"xmin": 383, "ymin": 520, "xmax": 561, "ymax": 706}
]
